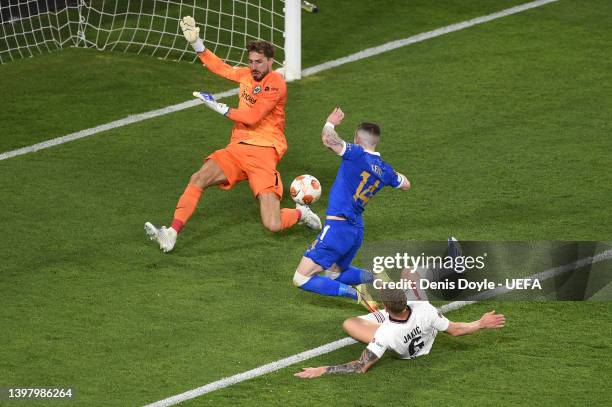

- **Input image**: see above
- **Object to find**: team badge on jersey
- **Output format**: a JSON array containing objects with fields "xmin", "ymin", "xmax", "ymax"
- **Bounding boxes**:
[{"xmin": 253, "ymin": 85, "xmax": 262, "ymax": 94}]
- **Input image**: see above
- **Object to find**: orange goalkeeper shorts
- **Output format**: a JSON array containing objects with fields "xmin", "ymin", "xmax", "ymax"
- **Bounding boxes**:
[{"xmin": 206, "ymin": 142, "xmax": 283, "ymax": 199}]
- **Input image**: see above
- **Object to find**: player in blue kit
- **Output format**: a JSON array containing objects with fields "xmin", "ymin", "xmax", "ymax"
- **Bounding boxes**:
[{"xmin": 292, "ymin": 107, "xmax": 411, "ymax": 301}]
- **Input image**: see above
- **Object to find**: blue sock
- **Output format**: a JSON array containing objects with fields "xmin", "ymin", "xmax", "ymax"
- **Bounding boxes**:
[
  {"xmin": 300, "ymin": 275, "xmax": 358, "ymax": 300},
  {"xmin": 336, "ymin": 266, "xmax": 374, "ymax": 285}
]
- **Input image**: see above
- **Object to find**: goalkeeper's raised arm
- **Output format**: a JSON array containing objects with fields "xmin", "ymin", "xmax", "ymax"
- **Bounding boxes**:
[
  {"xmin": 180, "ymin": 15, "xmax": 287, "ymax": 130},
  {"xmin": 180, "ymin": 16, "xmax": 243, "ymax": 83}
]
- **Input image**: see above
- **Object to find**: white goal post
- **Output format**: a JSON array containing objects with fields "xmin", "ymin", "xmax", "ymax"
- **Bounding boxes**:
[{"xmin": 0, "ymin": 0, "xmax": 302, "ymax": 80}]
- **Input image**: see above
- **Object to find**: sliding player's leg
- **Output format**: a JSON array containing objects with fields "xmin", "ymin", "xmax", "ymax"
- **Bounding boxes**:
[
  {"xmin": 399, "ymin": 236, "xmax": 462, "ymax": 300},
  {"xmin": 342, "ymin": 316, "xmax": 381, "ymax": 344}
]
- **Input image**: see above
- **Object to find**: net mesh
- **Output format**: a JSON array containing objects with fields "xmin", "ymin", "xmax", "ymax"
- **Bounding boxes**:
[{"xmin": 0, "ymin": 0, "xmax": 286, "ymax": 65}]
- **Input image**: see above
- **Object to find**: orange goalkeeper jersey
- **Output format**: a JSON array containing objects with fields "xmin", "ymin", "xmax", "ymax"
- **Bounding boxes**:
[{"xmin": 198, "ymin": 50, "xmax": 288, "ymax": 158}]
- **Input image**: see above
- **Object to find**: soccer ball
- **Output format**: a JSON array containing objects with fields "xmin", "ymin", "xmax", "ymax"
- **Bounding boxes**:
[{"xmin": 290, "ymin": 174, "xmax": 322, "ymax": 205}]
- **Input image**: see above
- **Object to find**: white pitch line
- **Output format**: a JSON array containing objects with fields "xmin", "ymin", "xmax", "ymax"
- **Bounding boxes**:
[
  {"xmin": 0, "ymin": 91, "xmax": 237, "ymax": 161},
  {"xmin": 144, "ymin": 248, "xmax": 611, "ymax": 407},
  {"xmin": 143, "ymin": 337, "xmax": 358, "ymax": 407},
  {"xmin": 466, "ymin": 248, "xmax": 612, "ymax": 301},
  {"xmin": 301, "ymin": 0, "xmax": 559, "ymax": 77},
  {"xmin": 0, "ymin": 0, "xmax": 559, "ymax": 162}
]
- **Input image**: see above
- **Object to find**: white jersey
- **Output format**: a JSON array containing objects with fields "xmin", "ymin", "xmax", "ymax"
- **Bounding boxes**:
[{"xmin": 361, "ymin": 301, "xmax": 450, "ymax": 359}]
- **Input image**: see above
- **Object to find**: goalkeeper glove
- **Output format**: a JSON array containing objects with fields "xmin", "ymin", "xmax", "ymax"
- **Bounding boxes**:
[
  {"xmin": 180, "ymin": 16, "xmax": 205, "ymax": 53},
  {"xmin": 193, "ymin": 91, "xmax": 230, "ymax": 116}
]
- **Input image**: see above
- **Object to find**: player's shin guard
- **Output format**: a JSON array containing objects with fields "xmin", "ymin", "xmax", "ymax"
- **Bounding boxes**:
[
  {"xmin": 280, "ymin": 208, "xmax": 300, "ymax": 230},
  {"xmin": 171, "ymin": 183, "xmax": 203, "ymax": 234},
  {"xmin": 293, "ymin": 271, "xmax": 357, "ymax": 300},
  {"xmin": 335, "ymin": 266, "xmax": 374, "ymax": 285}
]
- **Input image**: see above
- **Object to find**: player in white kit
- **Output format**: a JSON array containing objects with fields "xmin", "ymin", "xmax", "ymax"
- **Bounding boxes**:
[{"xmin": 295, "ymin": 288, "xmax": 505, "ymax": 378}]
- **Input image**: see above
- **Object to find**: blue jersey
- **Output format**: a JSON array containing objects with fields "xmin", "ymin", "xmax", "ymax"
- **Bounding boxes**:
[{"xmin": 326, "ymin": 142, "xmax": 402, "ymax": 227}]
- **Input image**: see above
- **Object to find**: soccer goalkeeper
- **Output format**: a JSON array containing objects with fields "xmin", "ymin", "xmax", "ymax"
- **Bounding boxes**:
[{"xmin": 145, "ymin": 16, "xmax": 321, "ymax": 252}]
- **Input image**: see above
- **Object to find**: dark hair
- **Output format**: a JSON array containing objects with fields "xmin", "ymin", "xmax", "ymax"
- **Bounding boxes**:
[
  {"xmin": 357, "ymin": 122, "xmax": 381, "ymax": 138},
  {"xmin": 381, "ymin": 288, "xmax": 407, "ymax": 314},
  {"xmin": 247, "ymin": 40, "xmax": 275, "ymax": 58}
]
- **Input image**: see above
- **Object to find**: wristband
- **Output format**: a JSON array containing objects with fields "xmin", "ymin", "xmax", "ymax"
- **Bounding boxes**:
[{"xmin": 192, "ymin": 38, "xmax": 205, "ymax": 53}]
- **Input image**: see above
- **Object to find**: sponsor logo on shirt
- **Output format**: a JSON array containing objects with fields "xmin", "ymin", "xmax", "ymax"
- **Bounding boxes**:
[
  {"xmin": 241, "ymin": 90, "xmax": 257, "ymax": 104},
  {"xmin": 253, "ymin": 85, "xmax": 262, "ymax": 94}
]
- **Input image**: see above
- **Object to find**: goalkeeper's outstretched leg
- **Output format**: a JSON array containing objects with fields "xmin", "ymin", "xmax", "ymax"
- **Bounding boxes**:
[
  {"xmin": 145, "ymin": 150, "xmax": 321, "ymax": 252},
  {"xmin": 144, "ymin": 159, "xmax": 226, "ymax": 252}
]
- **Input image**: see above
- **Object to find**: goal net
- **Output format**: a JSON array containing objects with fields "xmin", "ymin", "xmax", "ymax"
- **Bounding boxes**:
[{"xmin": 0, "ymin": 0, "xmax": 301, "ymax": 78}]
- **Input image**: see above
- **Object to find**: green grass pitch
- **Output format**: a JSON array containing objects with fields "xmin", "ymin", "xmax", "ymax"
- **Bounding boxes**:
[{"xmin": 1, "ymin": 1, "xmax": 611, "ymax": 406}]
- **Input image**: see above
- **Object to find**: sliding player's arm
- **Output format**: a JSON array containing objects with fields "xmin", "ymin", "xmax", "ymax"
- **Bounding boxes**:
[
  {"xmin": 294, "ymin": 348, "xmax": 380, "ymax": 379},
  {"xmin": 180, "ymin": 16, "xmax": 243, "ymax": 83},
  {"xmin": 321, "ymin": 107, "xmax": 346, "ymax": 154},
  {"xmin": 445, "ymin": 311, "xmax": 505, "ymax": 336}
]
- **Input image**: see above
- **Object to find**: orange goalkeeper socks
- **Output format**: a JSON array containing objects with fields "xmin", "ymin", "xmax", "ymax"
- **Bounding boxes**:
[
  {"xmin": 280, "ymin": 208, "xmax": 301, "ymax": 230},
  {"xmin": 172, "ymin": 186, "xmax": 298, "ymax": 233},
  {"xmin": 171, "ymin": 183, "xmax": 203, "ymax": 234}
]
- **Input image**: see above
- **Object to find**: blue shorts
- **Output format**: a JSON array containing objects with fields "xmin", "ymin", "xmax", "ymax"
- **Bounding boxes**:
[{"xmin": 304, "ymin": 219, "xmax": 364, "ymax": 271}]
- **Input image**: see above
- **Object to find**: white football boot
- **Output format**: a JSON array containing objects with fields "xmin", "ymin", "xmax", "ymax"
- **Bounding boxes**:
[
  {"xmin": 296, "ymin": 204, "xmax": 322, "ymax": 230},
  {"xmin": 144, "ymin": 222, "xmax": 177, "ymax": 253}
]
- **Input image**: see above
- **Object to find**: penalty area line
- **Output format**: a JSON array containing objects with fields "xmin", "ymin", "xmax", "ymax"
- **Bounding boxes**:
[
  {"xmin": 143, "ymin": 247, "xmax": 611, "ymax": 407},
  {"xmin": 0, "ymin": 0, "xmax": 559, "ymax": 162}
]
